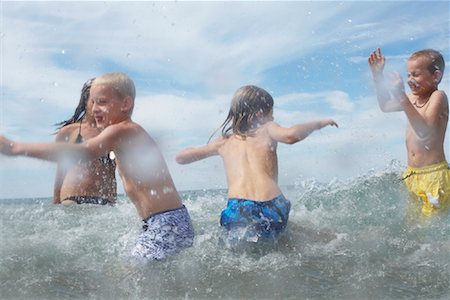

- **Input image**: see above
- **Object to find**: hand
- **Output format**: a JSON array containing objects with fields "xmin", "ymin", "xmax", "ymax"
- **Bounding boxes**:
[
  {"xmin": 389, "ymin": 72, "xmax": 406, "ymax": 97},
  {"xmin": 368, "ymin": 48, "xmax": 385, "ymax": 80},
  {"xmin": 0, "ymin": 135, "xmax": 15, "ymax": 156},
  {"xmin": 321, "ymin": 119, "xmax": 339, "ymax": 128}
]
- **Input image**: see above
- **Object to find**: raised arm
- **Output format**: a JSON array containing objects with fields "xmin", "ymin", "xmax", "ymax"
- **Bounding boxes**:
[
  {"xmin": 368, "ymin": 48, "xmax": 403, "ymax": 112},
  {"xmin": 176, "ymin": 136, "xmax": 225, "ymax": 164},
  {"xmin": 266, "ymin": 119, "xmax": 338, "ymax": 145}
]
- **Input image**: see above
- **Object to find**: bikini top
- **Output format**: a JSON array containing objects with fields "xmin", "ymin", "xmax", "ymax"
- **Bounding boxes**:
[{"xmin": 74, "ymin": 121, "xmax": 116, "ymax": 167}]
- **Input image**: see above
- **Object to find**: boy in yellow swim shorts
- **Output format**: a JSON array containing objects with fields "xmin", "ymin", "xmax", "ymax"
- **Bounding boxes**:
[{"xmin": 369, "ymin": 48, "xmax": 449, "ymax": 215}]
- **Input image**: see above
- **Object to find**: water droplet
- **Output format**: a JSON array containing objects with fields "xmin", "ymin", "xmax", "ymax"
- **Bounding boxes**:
[
  {"xmin": 61, "ymin": 49, "xmax": 65, "ymax": 54},
  {"xmin": 126, "ymin": 53, "xmax": 131, "ymax": 58},
  {"xmin": 53, "ymin": 82, "xmax": 59, "ymax": 87},
  {"xmin": 347, "ymin": 19, "xmax": 352, "ymax": 23},
  {"xmin": 163, "ymin": 186, "xmax": 174, "ymax": 194},
  {"xmin": 39, "ymin": 98, "xmax": 45, "ymax": 103},
  {"xmin": 150, "ymin": 189, "xmax": 157, "ymax": 196}
]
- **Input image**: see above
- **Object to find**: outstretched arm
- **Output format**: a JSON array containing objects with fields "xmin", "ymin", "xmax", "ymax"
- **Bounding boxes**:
[
  {"xmin": 52, "ymin": 129, "xmax": 71, "ymax": 204},
  {"xmin": 267, "ymin": 119, "xmax": 338, "ymax": 145},
  {"xmin": 0, "ymin": 124, "xmax": 121, "ymax": 163},
  {"xmin": 176, "ymin": 136, "xmax": 226, "ymax": 164},
  {"xmin": 0, "ymin": 135, "xmax": 88, "ymax": 162},
  {"xmin": 368, "ymin": 48, "xmax": 403, "ymax": 112}
]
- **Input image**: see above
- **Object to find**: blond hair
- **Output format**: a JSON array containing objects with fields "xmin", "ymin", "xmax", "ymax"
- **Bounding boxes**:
[
  {"xmin": 409, "ymin": 49, "xmax": 445, "ymax": 83},
  {"xmin": 209, "ymin": 85, "xmax": 274, "ymax": 142},
  {"xmin": 93, "ymin": 72, "xmax": 136, "ymax": 112}
]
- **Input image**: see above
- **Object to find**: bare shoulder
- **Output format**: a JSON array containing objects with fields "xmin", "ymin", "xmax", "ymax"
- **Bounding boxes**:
[
  {"xmin": 264, "ymin": 121, "xmax": 283, "ymax": 136},
  {"xmin": 102, "ymin": 121, "xmax": 144, "ymax": 135},
  {"xmin": 263, "ymin": 121, "xmax": 281, "ymax": 131},
  {"xmin": 428, "ymin": 90, "xmax": 448, "ymax": 111},
  {"xmin": 210, "ymin": 134, "xmax": 228, "ymax": 150},
  {"xmin": 55, "ymin": 123, "xmax": 78, "ymax": 142},
  {"xmin": 430, "ymin": 90, "xmax": 448, "ymax": 103}
]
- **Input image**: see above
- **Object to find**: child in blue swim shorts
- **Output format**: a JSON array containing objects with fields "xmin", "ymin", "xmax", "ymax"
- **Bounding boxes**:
[
  {"xmin": 220, "ymin": 194, "xmax": 291, "ymax": 239},
  {"xmin": 176, "ymin": 85, "xmax": 338, "ymax": 240}
]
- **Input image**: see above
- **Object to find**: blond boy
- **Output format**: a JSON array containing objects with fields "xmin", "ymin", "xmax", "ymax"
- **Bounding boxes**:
[
  {"xmin": 368, "ymin": 48, "xmax": 449, "ymax": 215},
  {"xmin": 0, "ymin": 72, "xmax": 194, "ymax": 260}
]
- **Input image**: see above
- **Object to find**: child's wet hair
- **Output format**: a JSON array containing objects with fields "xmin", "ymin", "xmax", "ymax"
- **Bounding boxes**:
[
  {"xmin": 210, "ymin": 85, "xmax": 274, "ymax": 142},
  {"xmin": 92, "ymin": 72, "xmax": 136, "ymax": 101},
  {"xmin": 409, "ymin": 49, "xmax": 445, "ymax": 83},
  {"xmin": 56, "ymin": 78, "xmax": 95, "ymax": 129}
]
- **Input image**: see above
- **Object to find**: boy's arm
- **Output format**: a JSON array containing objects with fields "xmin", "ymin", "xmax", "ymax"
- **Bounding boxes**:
[
  {"xmin": 176, "ymin": 136, "xmax": 225, "ymax": 164},
  {"xmin": 267, "ymin": 120, "xmax": 338, "ymax": 145},
  {"xmin": 52, "ymin": 129, "xmax": 70, "ymax": 204},
  {"xmin": 368, "ymin": 48, "xmax": 403, "ymax": 112},
  {"xmin": 0, "ymin": 124, "xmax": 121, "ymax": 162}
]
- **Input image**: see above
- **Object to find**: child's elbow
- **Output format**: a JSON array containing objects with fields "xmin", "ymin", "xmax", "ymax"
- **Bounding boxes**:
[{"xmin": 283, "ymin": 135, "xmax": 300, "ymax": 145}]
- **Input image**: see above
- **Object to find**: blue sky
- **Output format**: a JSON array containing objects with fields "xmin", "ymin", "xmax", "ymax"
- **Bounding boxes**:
[{"xmin": 0, "ymin": 1, "xmax": 449, "ymax": 199}]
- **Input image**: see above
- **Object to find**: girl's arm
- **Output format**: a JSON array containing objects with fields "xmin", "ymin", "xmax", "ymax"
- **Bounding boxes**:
[
  {"xmin": 176, "ymin": 136, "xmax": 225, "ymax": 164},
  {"xmin": 267, "ymin": 120, "xmax": 338, "ymax": 145}
]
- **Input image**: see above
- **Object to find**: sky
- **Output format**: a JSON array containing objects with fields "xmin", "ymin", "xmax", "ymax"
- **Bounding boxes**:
[{"xmin": 0, "ymin": 0, "xmax": 449, "ymax": 199}]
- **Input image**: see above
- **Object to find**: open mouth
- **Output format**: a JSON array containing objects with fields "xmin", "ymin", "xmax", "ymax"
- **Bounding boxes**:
[
  {"xmin": 408, "ymin": 79, "xmax": 420, "ymax": 90},
  {"xmin": 94, "ymin": 116, "xmax": 104, "ymax": 124}
]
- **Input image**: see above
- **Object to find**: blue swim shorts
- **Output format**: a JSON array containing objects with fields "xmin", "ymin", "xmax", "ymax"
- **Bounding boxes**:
[
  {"xmin": 220, "ymin": 194, "xmax": 291, "ymax": 238},
  {"xmin": 132, "ymin": 205, "xmax": 194, "ymax": 261}
]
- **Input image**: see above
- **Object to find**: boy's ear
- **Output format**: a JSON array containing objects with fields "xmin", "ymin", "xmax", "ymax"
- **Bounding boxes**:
[
  {"xmin": 121, "ymin": 96, "xmax": 133, "ymax": 113},
  {"xmin": 433, "ymin": 70, "xmax": 443, "ymax": 84}
]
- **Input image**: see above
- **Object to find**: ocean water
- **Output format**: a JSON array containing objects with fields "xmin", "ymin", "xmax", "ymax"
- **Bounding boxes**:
[{"xmin": 1, "ymin": 168, "xmax": 449, "ymax": 299}]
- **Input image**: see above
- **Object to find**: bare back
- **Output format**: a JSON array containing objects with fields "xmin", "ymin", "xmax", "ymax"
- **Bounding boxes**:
[
  {"xmin": 405, "ymin": 90, "xmax": 448, "ymax": 167},
  {"xmin": 218, "ymin": 124, "xmax": 282, "ymax": 201},
  {"xmin": 99, "ymin": 121, "xmax": 182, "ymax": 218}
]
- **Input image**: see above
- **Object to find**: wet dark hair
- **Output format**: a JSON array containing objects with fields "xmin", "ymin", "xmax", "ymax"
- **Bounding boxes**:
[
  {"xmin": 209, "ymin": 85, "xmax": 274, "ymax": 142},
  {"xmin": 409, "ymin": 49, "xmax": 445, "ymax": 83},
  {"xmin": 56, "ymin": 78, "xmax": 95, "ymax": 129}
]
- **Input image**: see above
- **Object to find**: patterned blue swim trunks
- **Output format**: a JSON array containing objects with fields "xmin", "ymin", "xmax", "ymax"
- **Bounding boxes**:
[
  {"xmin": 220, "ymin": 194, "xmax": 291, "ymax": 239},
  {"xmin": 132, "ymin": 205, "xmax": 194, "ymax": 261}
]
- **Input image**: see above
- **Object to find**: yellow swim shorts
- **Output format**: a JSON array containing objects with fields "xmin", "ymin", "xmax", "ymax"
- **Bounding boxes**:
[{"xmin": 402, "ymin": 161, "xmax": 450, "ymax": 216}]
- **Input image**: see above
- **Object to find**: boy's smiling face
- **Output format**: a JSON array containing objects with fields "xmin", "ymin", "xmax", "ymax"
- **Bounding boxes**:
[
  {"xmin": 90, "ymin": 84, "xmax": 124, "ymax": 129},
  {"xmin": 406, "ymin": 57, "xmax": 438, "ymax": 97}
]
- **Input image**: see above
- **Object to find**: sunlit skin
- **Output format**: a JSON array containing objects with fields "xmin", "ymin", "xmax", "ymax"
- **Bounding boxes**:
[
  {"xmin": 368, "ymin": 48, "xmax": 448, "ymax": 168},
  {"xmin": 0, "ymin": 83, "xmax": 182, "ymax": 219},
  {"xmin": 177, "ymin": 109, "xmax": 338, "ymax": 201},
  {"xmin": 53, "ymin": 96, "xmax": 117, "ymax": 205}
]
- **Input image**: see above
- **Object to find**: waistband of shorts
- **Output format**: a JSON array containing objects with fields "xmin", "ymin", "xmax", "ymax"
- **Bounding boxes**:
[
  {"xmin": 404, "ymin": 161, "xmax": 450, "ymax": 174},
  {"xmin": 227, "ymin": 194, "xmax": 287, "ymax": 204},
  {"xmin": 142, "ymin": 205, "xmax": 187, "ymax": 223},
  {"xmin": 63, "ymin": 195, "xmax": 115, "ymax": 205}
]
